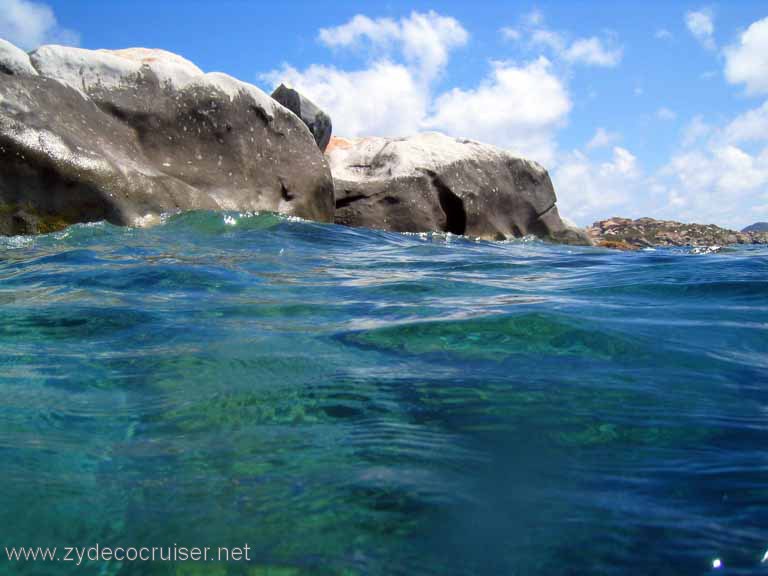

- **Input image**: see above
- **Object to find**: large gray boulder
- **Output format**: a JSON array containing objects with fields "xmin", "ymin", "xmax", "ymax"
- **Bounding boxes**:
[
  {"xmin": 0, "ymin": 43, "xmax": 334, "ymax": 235},
  {"xmin": 327, "ymin": 133, "xmax": 590, "ymax": 244},
  {"xmin": 271, "ymin": 84, "xmax": 332, "ymax": 152}
]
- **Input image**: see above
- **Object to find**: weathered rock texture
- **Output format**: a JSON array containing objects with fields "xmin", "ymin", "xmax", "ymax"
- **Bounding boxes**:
[
  {"xmin": 326, "ymin": 133, "xmax": 590, "ymax": 244},
  {"xmin": 588, "ymin": 217, "xmax": 768, "ymax": 249},
  {"xmin": 0, "ymin": 42, "xmax": 334, "ymax": 235},
  {"xmin": 271, "ymin": 84, "xmax": 332, "ymax": 152}
]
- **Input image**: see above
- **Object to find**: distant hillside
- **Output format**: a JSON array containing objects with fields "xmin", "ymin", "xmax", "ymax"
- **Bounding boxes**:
[
  {"xmin": 742, "ymin": 222, "xmax": 768, "ymax": 233},
  {"xmin": 588, "ymin": 217, "xmax": 768, "ymax": 249}
]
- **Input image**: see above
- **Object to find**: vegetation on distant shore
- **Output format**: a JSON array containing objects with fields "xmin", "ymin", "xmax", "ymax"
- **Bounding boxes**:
[{"xmin": 588, "ymin": 217, "xmax": 768, "ymax": 249}]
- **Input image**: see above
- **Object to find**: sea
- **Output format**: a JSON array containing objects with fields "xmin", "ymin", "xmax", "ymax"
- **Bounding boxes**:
[{"xmin": 1, "ymin": 211, "xmax": 766, "ymax": 575}]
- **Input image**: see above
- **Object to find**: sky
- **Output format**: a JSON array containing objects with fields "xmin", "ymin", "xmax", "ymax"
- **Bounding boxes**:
[{"xmin": 1, "ymin": 0, "xmax": 767, "ymax": 229}]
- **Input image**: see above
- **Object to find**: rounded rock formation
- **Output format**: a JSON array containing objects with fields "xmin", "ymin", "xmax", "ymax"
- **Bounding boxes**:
[
  {"xmin": 271, "ymin": 84, "xmax": 332, "ymax": 152},
  {"xmin": 0, "ymin": 42, "xmax": 334, "ymax": 235},
  {"xmin": 326, "ymin": 133, "xmax": 590, "ymax": 244}
]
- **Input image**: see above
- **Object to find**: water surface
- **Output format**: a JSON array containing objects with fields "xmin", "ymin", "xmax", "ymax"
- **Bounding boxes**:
[{"xmin": 1, "ymin": 212, "xmax": 766, "ymax": 575}]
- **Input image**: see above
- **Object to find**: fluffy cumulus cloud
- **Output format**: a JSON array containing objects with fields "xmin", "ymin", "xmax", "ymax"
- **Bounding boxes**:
[
  {"xmin": 264, "ymin": 11, "xmax": 571, "ymax": 165},
  {"xmin": 518, "ymin": 19, "xmax": 622, "ymax": 67},
  {"xmin": 263, "ymin": 61, "xmax": 428, "ymax": 138},
  {"xmin": 723, "ymin": 100, "xmax": 768, "ymax": 142},
  {"xmin": 556, "ymin": 93, "xmax": 768, "ymax": 228},
  {"xmin": 317, "ymin": 11, "xmax": 468, "ymax": 82},
  {"xmin": 562, "ymin": 37, "xmax": 622, "ymax": 67},
  {"xmin": 661, "ymin": 103, "xmax": 768, "ymax": 226},
  {"xmin": 425, "ymin": 58, "xmax": 570, "ymax": 164},
  {"xmin": 724, "ymin": 16, "xmax": 768, "ymax": 95},
  {"xmin": 553, "ymin": 146, "xmax": 643, "ymax": 224},
  {"xmin": 685, "ymin": 8, "xmax": 716, "ymax": 50},
  {"xmin": 0, "ymin": 0, "xmax": 78, "ymax": 49}
]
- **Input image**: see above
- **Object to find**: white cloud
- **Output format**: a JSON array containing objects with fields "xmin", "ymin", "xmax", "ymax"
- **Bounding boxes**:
[
  {"xmin": 554, "ymin": 146, "xmax": 642, "ymax": 224},
  {"xmin": 586, "ymin": 127, "xmax": 620, "ymax": 149},
  {"xmin": 318, "ymin": 14, "xmax": 400, "ymax": 48},
  {"xmin": 724, "ymin": 16, "xmax": 768, "ymax": 95},
  {"xmin": 724, "ymin": 100, "xmax": 768, "ymax": 142},
  {"xmin": 425, "ymin": 57, "xmax": 571, "ymax": 164},
  {"xmin": 681, "ymin": 116, "xmax": 712, "ymax": 147},
  {"xmin": 657, "ymin": 107, "xmax": 677, "ymax": 121},
  {"xmin": 663, "ymin": 145, "xmax": 768, "ymax": 226},
  {"xmin": 530, "ymin": 29, "xmax": 566, "ymax": 53},
  {"xmin": 262, "ymin": 61, "xmax": 427, "ymax": 138},
  {"xmin": 655, "ymin": 28, "xmax": 673, "ymax": 40},
  {"xmin": 318, "ymin": 11, "xmax": 468, "ymax": 82},
  {"xmin": 555, "ymin": 97, "xmax": 768, "ymax": 228},
  {"xmin": 528, "ymin": 28, "xmax": 621, "ymax": 67},
  {"xmin": 657, "ymin": 100, "xmax": 768, "ymax": 228},
  {"xmin": 265, "ymin": 12, "xmax": 571, "ymax": 165},
  {"xmin": 500, "ymin": 27, "xmax": 521, "ymax": 41},
  {"xmin": 563, "ymin": 37, "xmax": 622, "ymax": 67},
  {"xmin": 685, "ymin": 8, "xmax": 715, "ymax": 50},
  {"xmin": 0, "ymin": 0, "xmax": 78, "ymax": 50}
]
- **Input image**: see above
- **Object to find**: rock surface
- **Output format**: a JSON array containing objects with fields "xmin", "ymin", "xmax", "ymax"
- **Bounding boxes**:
[
  {"xmin": 326, "ymin": 133, "xmax": 590, "ymax": 244},
  {"xmin": 0, "ymin": 42, "xmax": 334, "ymax": 235},
  {"xmin": 271, "ymin": 84, "xmax": 332, "ymax": 152},
  {"xmin": 0, "ymin": 39, "xmax": 38, "ymax": 76},
  {"xmin": 588, "ymin": 217, "xmax": 768, "ymax": 249},
  {"xmin": 742, "ymin": 222, "xmax": 768, "ymax": 233}
]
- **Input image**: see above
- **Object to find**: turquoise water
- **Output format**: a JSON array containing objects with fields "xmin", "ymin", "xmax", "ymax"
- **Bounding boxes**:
[{"xmin": 1, "ymin": 211, "xmax": 767, "ymax": 575}]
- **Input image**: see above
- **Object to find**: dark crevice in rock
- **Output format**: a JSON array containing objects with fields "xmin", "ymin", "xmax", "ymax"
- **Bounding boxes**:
[
  {"xmin": 535, "ymin": 202, "xmax": 557, "ymax": 219},
  {"xmin": 248, "ymin": 104, "xmax": 272, "ymax": 126},
  {"xmin": 433, "ymin": 175, "xmax": 466, "ymax": 236},
  {"xmin": 335, "ymin": 193, "xmax": 369, "ymax": 209},
  {"xmin": 280, "ymin": 181, "xmax": 294, "ymax": 202}
]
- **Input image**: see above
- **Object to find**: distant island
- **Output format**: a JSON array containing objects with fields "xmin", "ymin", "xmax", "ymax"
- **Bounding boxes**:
[
  {"xmin": 588, "ymin": 218, "xmax": 768, "ymax": 250},
  {"xmin": 742, "ymin": 222, "xmax": 768, "ymax": 233}
]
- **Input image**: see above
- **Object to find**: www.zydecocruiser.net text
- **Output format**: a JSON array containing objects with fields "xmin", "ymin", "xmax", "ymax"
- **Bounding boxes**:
[{"xmin": 5, "ymin": 544, "xmax": 252, "ymax": 566}]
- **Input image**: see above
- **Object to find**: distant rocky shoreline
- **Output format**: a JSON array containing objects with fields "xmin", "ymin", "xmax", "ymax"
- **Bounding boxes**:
[{"xmin": 588, "ymin": 217, "xmax": 768, "ymax": 250}]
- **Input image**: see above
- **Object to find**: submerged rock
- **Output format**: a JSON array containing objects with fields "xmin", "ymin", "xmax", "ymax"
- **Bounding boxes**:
[
  {"xmin": 588, "ymin": 217, "xmax": 768, "ymax": 249},
  {"xmin": 271, "ymin": 84, "xmax": 332, "ymax": 152},
  {"xmin": 326, "ymin": 133, "xmax": 590, "ymax": 244},
  {"xmin": 0, "ymin": 42, "xmax": 334, "ymax": 235}
]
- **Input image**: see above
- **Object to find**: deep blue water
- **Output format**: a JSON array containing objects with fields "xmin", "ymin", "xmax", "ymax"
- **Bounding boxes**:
[{"xmin": 1, "ymin": 211, "xmax": 767, "ymax": 576}]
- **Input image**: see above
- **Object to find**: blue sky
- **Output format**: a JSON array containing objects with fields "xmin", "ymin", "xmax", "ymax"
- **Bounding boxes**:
[{"xmin": 1, "ymin": 0, "xmax": 767, "ymax": 229}]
